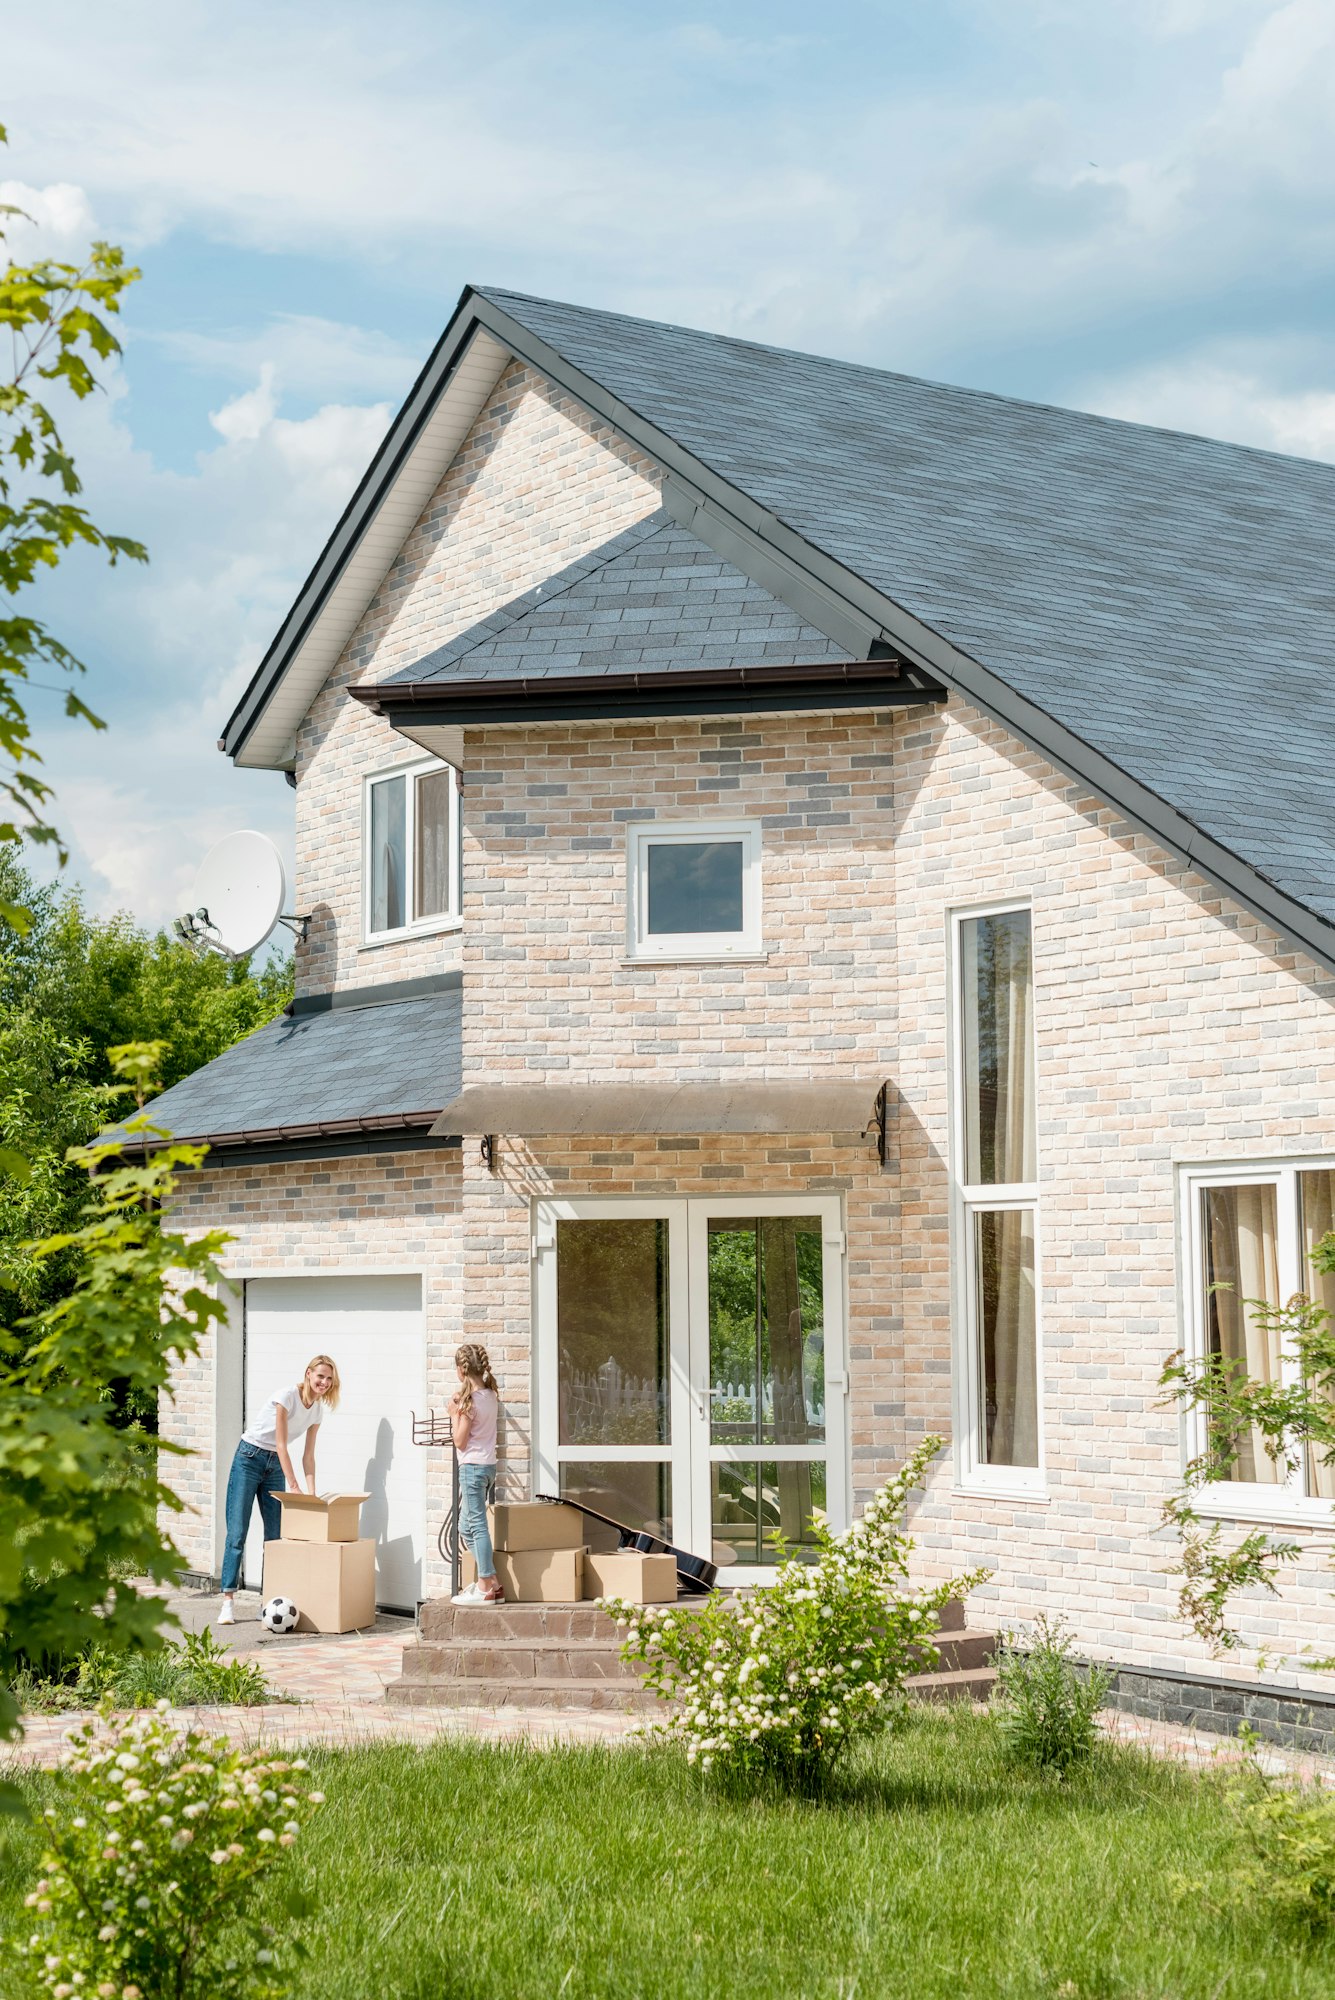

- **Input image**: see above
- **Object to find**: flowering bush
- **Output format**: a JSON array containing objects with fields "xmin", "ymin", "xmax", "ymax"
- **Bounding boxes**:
[
  {"xmin": 602, "ymin": 1435, "xmax": 988, "ymax": 1789},
  {"xmin": 9, "ymin": 1703, "xmax": 323, "ymax": 1999}
]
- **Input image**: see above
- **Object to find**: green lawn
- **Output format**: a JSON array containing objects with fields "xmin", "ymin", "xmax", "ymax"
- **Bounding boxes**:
[{"xmin": 2, "ymin": 1706, "xmax": 1329, "ymax": 2000}]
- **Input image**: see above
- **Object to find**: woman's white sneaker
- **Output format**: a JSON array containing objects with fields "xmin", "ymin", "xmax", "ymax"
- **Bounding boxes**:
[
  {"xmin": 451, "ymin": 1581, "xmax": 486, "ymax": 1605},
  {"xmin": 217, "ymin": 1598, "xmax": 235, "ymax": 1626}
]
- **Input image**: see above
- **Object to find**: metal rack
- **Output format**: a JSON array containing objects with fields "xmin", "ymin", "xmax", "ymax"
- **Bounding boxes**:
[{"xmin": 410, "ymin": 1410, "xmax": 461, "ymax": 1599}]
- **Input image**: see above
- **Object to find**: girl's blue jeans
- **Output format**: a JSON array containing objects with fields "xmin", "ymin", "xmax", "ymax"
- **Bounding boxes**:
[
  {"xmin": 221, "ymin": 1440, "xmax": 286, "ymax": 1592},
  {"xmin": 459, "ymin": 1462, "xmax": 497, "ymax": 1577}
]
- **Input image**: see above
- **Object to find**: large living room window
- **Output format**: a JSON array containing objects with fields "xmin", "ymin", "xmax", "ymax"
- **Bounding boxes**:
[
  {"xmin": 953, "ymin": 904, "xmax": 1041, "ymax": 1485},
  {"xmin": 1183, "ymin": 1163, "xmax": 1335, "ymax": 1511},
  {"xmin": 363, "ymin": 757, "xmax": 460, "ymax": 943},
  {"xmin": 626, "ymin": 820, "xmax": 761, "ymax": 961}
]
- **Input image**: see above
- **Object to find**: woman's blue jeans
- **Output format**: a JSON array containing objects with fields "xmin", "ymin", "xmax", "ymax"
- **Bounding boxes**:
[
  {"xmin": 221, "ymin": 1440, "xmax": 285, "ymax": 1592},
  {"xmin": 459, "ymin": 1462, "xmax": 497, "ymax": 1578}
]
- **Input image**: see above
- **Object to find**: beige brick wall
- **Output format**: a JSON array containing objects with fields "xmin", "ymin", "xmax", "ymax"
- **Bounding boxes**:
[
  {"xmin": 291, "ymin": 362, "xmax": 661, "ymax": 996},
  {"xmin": 461, "ymin": 712, "xmax": 898, "ymax": 1080},
  {"xmin": 162, "ymin": 1148, "xmax": 462, "ymax": 1594},
  {"xmin": 890, "ymin": 696, "xmax": 1335, "ymax": 1688},
  {"xmin": 455, "ymin": 695, "xmax": 1335, "ymax": 1691}
]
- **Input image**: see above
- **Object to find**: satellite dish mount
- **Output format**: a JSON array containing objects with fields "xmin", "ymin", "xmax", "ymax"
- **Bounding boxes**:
[{"xmin": 173, "ymin": 832, "xmax": 307, "ymax": 961}]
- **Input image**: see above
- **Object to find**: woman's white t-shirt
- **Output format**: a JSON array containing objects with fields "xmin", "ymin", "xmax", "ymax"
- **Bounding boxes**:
[{"xmin": 242, "ymin": 1387, "xmax": 325, "ymax": 1453}]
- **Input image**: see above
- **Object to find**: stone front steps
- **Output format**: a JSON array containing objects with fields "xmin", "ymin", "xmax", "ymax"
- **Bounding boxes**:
[{"xmin": 384, "ymin": 1596, "xmax": 997, "ymax": 1716}]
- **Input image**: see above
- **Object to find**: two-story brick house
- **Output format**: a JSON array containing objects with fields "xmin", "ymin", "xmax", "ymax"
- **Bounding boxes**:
[{"xmin": 146, "ymin": 286, "xmax": 1335, "ymax": 1713}]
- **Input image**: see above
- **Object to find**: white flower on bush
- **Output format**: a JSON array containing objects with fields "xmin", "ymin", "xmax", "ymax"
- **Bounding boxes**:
[
  {"xmin": 602, "ymin": 1436, "xmax": 990, "ymax": 1789},
  {"xmin": 4, "ymin": 1705, "xmax": 325, "ymax": 1999}
]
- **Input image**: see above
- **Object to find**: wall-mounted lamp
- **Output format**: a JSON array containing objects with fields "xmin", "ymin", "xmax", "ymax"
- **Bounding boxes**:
[
  {"xmin": 874, "ymin": 1085, "xmax": 890, "ymax": 1168},
  {"xmin": 480, "ymin": 1134, "xmax": 497, "ymax": 1171}
]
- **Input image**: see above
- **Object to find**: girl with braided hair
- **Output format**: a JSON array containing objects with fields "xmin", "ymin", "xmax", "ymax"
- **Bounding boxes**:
[{"xmin": 450, "ymin": 1341, "xmax": 503, "ymax": 1604}]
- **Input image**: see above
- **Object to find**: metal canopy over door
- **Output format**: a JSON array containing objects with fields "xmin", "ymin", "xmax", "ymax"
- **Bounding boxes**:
[
  {"xmin": 533, "ymin": 1197, "xmax": 848, "ymax": 1576},
  {"xmin": 242, "ymin": 1275, "xmax": 425, "ymax": 1609}
]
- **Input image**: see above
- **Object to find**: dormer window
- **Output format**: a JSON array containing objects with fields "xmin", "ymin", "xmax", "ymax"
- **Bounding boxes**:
[
  {"xmin": 626, "ymin": 819, "xmax": 762, "ymax": 960},
  {"xmin": 363, "ymin": 757, "xmax": 461, "ymax": 942}
]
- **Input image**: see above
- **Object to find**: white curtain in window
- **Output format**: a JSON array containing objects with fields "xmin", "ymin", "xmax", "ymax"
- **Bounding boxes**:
[
  {"xmin": 963, "ymin": 912, "xmax": 1035, "ymax": 1187},
  {"xmin": 1205, "ymin": 1184, "xmax": 1281, "ymax": 1483},
  {"xmin": 1301, "ymin": 1170, "xmax": 1335, "ymax": 1500},
  {"xmin": 977, "ymin": 1207, "xmax": 1038, "ymax": 1467}
]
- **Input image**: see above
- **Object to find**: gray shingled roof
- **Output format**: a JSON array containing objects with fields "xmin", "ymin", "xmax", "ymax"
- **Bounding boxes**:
[
  {"xmin": 388, "ymin": 509, "xmax": 849, "ymax": 686},
  {"xmin": 132, "ymin": 991, "xmax": 462, "ymax": 1145},
  {"xmin": 474, "ymin": 289, "xmax": 1335, "ymax": 930}
]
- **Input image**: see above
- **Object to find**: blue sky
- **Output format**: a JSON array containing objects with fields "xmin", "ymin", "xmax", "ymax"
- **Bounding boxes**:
[{"xmin": 5, "ymin": 0, "xmax": 1335, "ymax": 927}]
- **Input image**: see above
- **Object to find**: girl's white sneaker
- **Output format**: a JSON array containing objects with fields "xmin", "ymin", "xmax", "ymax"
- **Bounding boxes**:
[
  {"xmin": 217, "ymin": 1598, "xmax": 235, "ymax": 1626},
  {"xmin": 451, "ymin": 1581, "xmax": 485, "ymax": 1605}
]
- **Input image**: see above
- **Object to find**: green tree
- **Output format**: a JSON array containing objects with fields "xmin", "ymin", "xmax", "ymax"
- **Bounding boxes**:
[
  {"xmin": 0, "ymin": 1067, "xmax": 230, "ymax": 1813},
  {"xmin": 0, "ymin": 129, "xmax": 144, "ymax": 920},
  {"xmin": 0, "ymin": 849, "xmax": 290, "ymax": 1325},
  {"xmin": 0, "ymin": 130, "xmax": 256, "ymax": 1794}
]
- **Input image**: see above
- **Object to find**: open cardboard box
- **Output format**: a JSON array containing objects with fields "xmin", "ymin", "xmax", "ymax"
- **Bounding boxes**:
[{"xmin": 272, "ymin": 1491, "xmax": 369, "ymax": 1544}]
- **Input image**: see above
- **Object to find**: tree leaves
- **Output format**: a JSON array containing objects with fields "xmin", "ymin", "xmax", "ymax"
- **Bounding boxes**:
[
  {"xmin": 0, "ymin": 148, "xmax": 144, "ymax": 880},
  {"xmin": 1, "ymin": 1048, "xmax": 233, "ymax": 1744}
]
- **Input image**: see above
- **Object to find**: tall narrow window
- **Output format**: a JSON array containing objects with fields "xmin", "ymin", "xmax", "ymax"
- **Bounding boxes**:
[
  {"xmin": 364, "ymin": 759, "xmax": 460, "ymax": 941},
  {"xmin": 956, "ymin": 907, "xmax": 1040, "ymax": 1476}
]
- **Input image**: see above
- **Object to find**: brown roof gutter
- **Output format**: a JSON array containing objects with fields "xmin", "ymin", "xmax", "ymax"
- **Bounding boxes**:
[
  {"xmin": 350, "ymin": 655, "xmax": 951, "ymax": 712},
  {"xmin": 114, "ymin": 1111, "xmax": 446, "ymax": 1153}
]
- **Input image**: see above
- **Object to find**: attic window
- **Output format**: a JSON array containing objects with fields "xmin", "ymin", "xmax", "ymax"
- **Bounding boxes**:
[
  {"xmin": 364, "ymin": 758, "xmax": 460, "ymax": 943},
  {"xmin": 626, "ymin": 820, "xmax": 762, "ymax": 960}
]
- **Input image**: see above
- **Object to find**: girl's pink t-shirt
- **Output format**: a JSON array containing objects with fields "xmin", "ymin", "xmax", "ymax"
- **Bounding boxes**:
[{"xmin": 458, "ymin": 1387, "xmax": 498, "ymax": 1465}]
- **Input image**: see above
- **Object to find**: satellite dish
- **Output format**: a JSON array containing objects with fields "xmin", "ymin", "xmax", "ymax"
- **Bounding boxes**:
[{"xmin": 174, "ymin": 831, "xmax": 295, "ymax": 960}]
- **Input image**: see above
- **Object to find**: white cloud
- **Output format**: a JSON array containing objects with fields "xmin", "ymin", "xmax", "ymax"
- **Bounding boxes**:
[
  {"xmin": 19, "ymin": 339, "xmax": 390, "ymax": 925},
  {"xmin": 152, "ymin": 314, "xmax": 420, "ymax": 404},
  {"xmin": 0, "ymin": 178, "xmax": 99, "ymax": 258},
  {"xmin": 209, "ymin": 363, "xmax": 278, "ymax": 443},
  {"xmin": 1083, "ymin": 354, "xmax": 1335, "ymax": 462}
]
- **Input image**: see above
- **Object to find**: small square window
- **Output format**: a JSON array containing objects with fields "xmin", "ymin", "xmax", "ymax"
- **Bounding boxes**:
[
  {"xmin": 364, "ymin": 759, "xmax": 460, "ymax": 942},
  {"xmin": 627, "ymin": 821, "xmax": 761, "ymax": 960}
]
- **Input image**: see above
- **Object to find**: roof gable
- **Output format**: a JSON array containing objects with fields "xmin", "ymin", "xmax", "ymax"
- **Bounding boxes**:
[
  {"xmin": 223, "ymin": 281, "xmax": 1335, "ymax": 971},
  {"xmin": 382, "ymin": 508, "xmax": 851, "ymax": 687}
]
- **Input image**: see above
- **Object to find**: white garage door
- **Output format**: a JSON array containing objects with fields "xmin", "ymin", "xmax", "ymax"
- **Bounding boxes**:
[{"xmin": 243, "ymin": 1275, "xmax": 425, "ymax": 1609}]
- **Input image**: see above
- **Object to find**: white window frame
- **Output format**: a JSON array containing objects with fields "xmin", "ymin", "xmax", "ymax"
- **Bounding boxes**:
[
  {"xmin": 1179, "ymin": 1156, "xmax": 1335, "ymax": 1526},
  {"xmin": 948, "ymin": 899, "xmax": 1045, "ymax": 1496},
  {"xmin": 362, "ymin": 755, "xmax": 461, "ymax": 946},
  {"xmin": 625, "ymin": 818, "xmax": 762, "ymax": 962}
]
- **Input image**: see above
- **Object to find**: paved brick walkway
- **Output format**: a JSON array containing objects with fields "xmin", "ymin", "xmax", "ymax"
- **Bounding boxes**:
[{"xmin": 6, "ymin": 1582, "xmax": 1333, "ymax": 1784}]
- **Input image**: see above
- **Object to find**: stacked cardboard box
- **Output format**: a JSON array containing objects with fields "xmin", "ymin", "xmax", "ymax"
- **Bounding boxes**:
[
  {"xmin": 263, "ymin": 1491, "xmax": 375, "ymax": 1633},
  {"xmin": 457, "ymin": 1500, "xmax": 682, "ymax": 1605},
  {"xmin": 488, "ymin": 1502, "xmax": 587, "ymax": 1602}
]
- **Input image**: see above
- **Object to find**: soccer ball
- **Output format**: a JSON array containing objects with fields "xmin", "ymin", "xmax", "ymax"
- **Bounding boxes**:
[{"xmin": 261, "ymin": 1595, "xmax": 299, "ymax": 1634}]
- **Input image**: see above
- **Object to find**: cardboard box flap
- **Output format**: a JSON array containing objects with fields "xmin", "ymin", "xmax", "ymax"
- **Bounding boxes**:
[{"xmin": 273, "ymin": 1491, "xmax": 370, "ymax": 1544}]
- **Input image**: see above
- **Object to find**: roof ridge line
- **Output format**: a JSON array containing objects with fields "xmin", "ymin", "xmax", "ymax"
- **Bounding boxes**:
[{"xmin": 477, "ymin": 285, "xmax": 1335, "ymax": 481}]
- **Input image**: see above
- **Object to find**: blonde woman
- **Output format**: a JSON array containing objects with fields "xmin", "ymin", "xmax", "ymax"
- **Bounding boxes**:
[
  {"xmin": 217, "ymin": 1355, "xmax": 340, "ymax": 1626},
  {"xmin": 451, "ymin": 1342, "xmax": 503, "ymax": 1605}
]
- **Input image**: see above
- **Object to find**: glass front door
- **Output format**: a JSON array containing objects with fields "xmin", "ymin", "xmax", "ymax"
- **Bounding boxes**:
[{"xmin": 534, "ymin": 1196, "xmax": 847, "ymax": 1573}]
